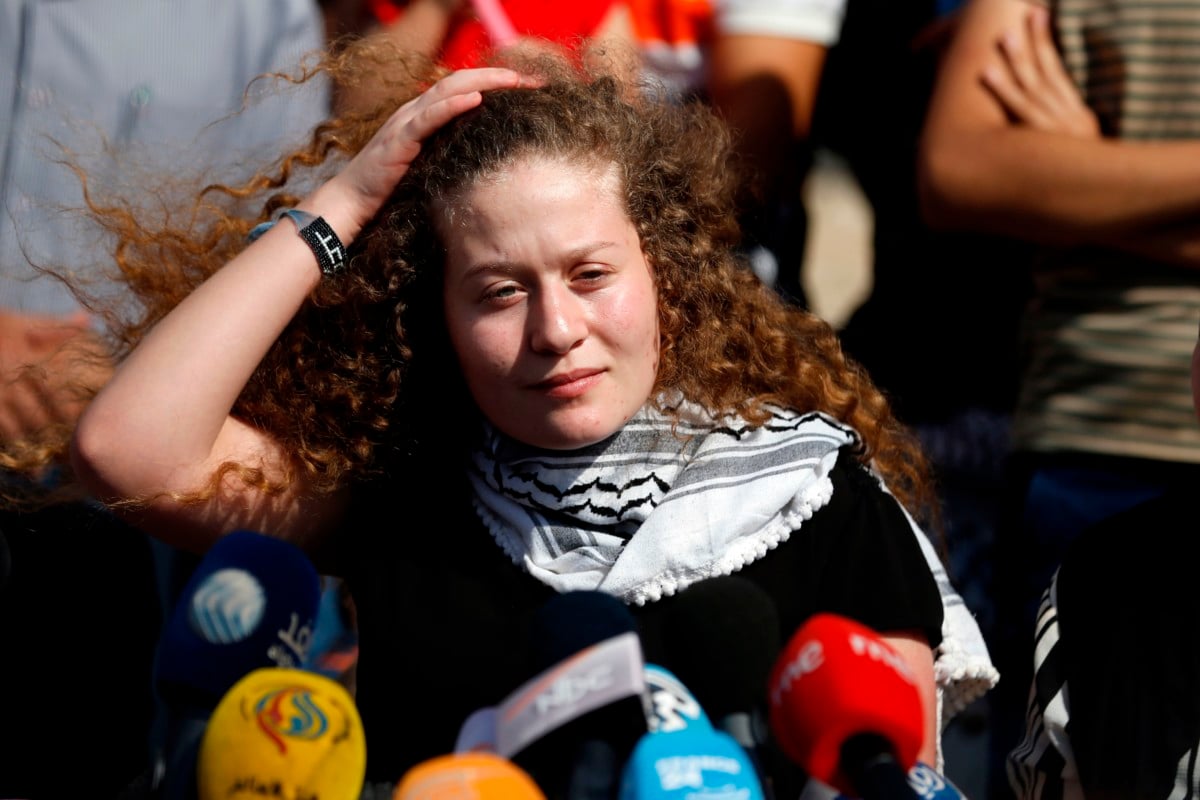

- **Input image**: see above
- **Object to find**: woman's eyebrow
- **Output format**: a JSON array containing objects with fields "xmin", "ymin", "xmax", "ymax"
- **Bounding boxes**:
[
  {"xmin": 459, "ymin": 241, "xmax": 620, "ymax": 280},
  {"xmin": 562, "ymin": 241, "xmax": 619, "ymax": 263}
]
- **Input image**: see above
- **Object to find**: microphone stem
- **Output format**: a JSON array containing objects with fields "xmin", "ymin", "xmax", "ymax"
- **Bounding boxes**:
[
  {"xmin": 566, "ymin": 740, "xmax": 620, "ymax": 800},
  {"xmin": 840, "ymin": 734, "xmax": 919, "ymax": 800},
  {"xmin": 719, "ymin": 713, "xmax": 777, "ymax": 800}
]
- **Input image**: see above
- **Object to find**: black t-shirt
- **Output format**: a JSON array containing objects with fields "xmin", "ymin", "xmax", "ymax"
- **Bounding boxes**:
[{"xmin": 342, "ymin": 449, "xmax": 944, "ymax": 785}]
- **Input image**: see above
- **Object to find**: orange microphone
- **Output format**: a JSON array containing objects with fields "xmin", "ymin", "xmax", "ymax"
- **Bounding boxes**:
[{"xmin": 393, "ymin": 752, "xmax": 546, "ymax": 800}]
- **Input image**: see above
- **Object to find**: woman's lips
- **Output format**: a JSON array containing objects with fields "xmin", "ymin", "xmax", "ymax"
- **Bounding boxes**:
[{"xmin": 532, "ymin": 369, "xmax": 604, "ymax": 399}]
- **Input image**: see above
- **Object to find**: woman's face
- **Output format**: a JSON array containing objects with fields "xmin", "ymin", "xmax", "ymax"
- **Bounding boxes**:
[{"xmin": 440, "ymin": 155, "xmax": 660, "ymax": 450}]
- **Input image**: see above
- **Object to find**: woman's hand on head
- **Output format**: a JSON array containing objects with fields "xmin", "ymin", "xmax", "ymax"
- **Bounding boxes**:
[{"xmin": 325, "ymin": 68, "xmax": 538, "ymax": 232}]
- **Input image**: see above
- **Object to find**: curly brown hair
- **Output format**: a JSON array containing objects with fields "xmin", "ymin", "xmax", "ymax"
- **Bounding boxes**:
[{"xmin": 5, "ymin": 40, "xmax": 940, "ymax": 529}]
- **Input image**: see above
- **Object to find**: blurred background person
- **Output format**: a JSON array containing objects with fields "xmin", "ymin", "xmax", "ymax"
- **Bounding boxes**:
[
  {"xmin": 705, "ymin": 0, "xmax": 848, "ymax": 307},
  {"xmin": 323, "ymin": 0, "xmax": 639, "ymax": 114},
  {"xmin": 1006, "ymin": 317, "xmax": 1200, "ymax": 800},
  {"xmin": 812, "ymin": 1, "xmax": 1033, "ymax": 793},
  {"xmin": 782, "ymin": 3, "xmax": 1036, "ymax": 796},
  {"xmin": 704, "ymin": 1, "xmax": 1034, "ymax": 790},
  {"xmin": 919, "ymin": 0, "xmax": 1200, "ymax": 795},
  {"xmin": 0, "ymin": 2, "xmax": 328, "ymax": 795}
]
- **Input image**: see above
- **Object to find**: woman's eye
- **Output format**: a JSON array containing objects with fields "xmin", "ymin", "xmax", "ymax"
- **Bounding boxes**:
[
  {"xmin": 575, "ymin": 266, "xmax": 610, "ymax": 283},
  {"xmin": 484, "ymin": 283, "xmax": 521, "ymax": 302}
]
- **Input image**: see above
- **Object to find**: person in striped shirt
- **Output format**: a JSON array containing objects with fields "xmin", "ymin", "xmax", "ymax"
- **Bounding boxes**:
[{"xmin": 919, "ymin": 0, "xmax": 1200, "ymax": 795}]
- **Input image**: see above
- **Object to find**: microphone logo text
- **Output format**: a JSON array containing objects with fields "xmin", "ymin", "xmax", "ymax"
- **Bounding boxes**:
[
  {"xmin": 267, "ymin": 612, "xmax": 313, "ymax": 668},
  {"xmin": 847, "ymin": 633, "xmax": 915, "ymax": 683},
  {"xmin": 655, "ymin": 755, "xmax": 745, "ymax": 791},
  {"xmin": 770, "ymin": 641, "xmax": 824, "ymax": 705},
  {"xmin": 534, "ymin": 665, "xmax": 613, "ymax": 715}
]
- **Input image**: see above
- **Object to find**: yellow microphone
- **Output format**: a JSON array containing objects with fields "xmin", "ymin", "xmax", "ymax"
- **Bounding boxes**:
[
  {"xmin": 393, "ymin": 752, "xmax": 546, "ymax": 800},
  {"xmin": 197, "ymin": 667, "xmax": 366, "ymax": 800}
]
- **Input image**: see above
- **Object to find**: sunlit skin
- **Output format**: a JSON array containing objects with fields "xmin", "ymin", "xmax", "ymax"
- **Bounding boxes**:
[{"xmin": 440, "ymin": 156, "xmax": 660, "ymax": 450}]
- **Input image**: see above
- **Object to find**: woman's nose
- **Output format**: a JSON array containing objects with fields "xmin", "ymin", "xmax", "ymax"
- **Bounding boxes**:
[{"xmin": 528, "ymin": 284, "xmax": 587, "ymax": 354}]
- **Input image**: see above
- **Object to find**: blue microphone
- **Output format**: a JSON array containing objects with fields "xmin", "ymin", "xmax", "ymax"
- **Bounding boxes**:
[
  {"xmin": 903, "ymin": 763, "xmax": 967, "ymax": 800},
  {"xmin": 152, "ymin": 530, "xmax": 321, "ymax": 800},
  {"xmin": 822, "ymin": 763, "xmax": 966, "ymax": 800},
  {"xmin": 619, "ymin": 725, "xmax": 766, "ymax": 800},
  {"xmin": 637, "ymin": 576, "xmax": 781, "ymax": 796}
]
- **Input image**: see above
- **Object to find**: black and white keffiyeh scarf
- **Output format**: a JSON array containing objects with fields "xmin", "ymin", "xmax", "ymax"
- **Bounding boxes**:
[
  {"xmin": 468, "ymin": 397, "xmax": 1000, "ymax": 725},
  {"xmin": 469, "ymin": 398, "xmax": 857, "ymax": 605}
]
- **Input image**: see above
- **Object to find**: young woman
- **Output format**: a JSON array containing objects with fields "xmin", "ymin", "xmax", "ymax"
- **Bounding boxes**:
[{"xmin": 41, "ymin": 47, "xmax": 993, "ymax": 785}]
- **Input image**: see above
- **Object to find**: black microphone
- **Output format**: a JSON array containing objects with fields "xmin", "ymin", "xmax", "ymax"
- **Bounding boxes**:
[
  {"xmin": 496, "ymin": 590, "xmax": 651, "ymax": 800},
  {"xmin": 637, "ymin": 575, "xmax": 781, "ymax": 796},
  {"xmin": 152, "ymin": 530, "xmax": 321, "ymax": 800}
]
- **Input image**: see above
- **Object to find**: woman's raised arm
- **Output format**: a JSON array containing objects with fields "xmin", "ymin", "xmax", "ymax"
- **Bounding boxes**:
[{"xmin": 71, "ymin": 68, "xmax": 533, "ymax": 555}]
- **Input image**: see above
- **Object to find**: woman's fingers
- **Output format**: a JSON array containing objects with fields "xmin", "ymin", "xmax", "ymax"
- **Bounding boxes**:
[
  {"xmin": 399, "ymin": 68, "xmax": 530, "ymax": 135},
  {"xmin": 335, "ymin": 67, "xmax": 537, "ymax": 228},
  {"xmin": 388, "ymin": 67, "xmax": 534, "ymax": 145}
]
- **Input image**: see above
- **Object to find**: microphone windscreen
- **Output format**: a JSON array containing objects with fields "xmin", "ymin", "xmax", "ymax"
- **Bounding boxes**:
[
  {"xmin": 394, "ymin": 752, "xmax": 545, "ymax": 800},
  {"xmin": 647, "ymin": 576, "xmax": 781, "ymax": 721},
  {"xmin": 767, "ymin": 613, "xmax": 923, "ymax": 795},
  {"xmin": 497, "ymin": 630, "xmax": 648, "ymax": 758},
  {"xmin": 501, "ymin": 591, "xmax": 650, "ymax": 800},
  {"xmin": 526, "ymin": 589, "xmax": 639, "ymax": 674},
  {"xmin": 619, "ymin": 727, "xmax": 765, "ymax": 800},
  {"xmin": 196, "ymin": 666, "xmax": 365, "ymax": 800},
  {"xmin": 156, "ymin": 529, "xmax": 321, "ymax": 701}
]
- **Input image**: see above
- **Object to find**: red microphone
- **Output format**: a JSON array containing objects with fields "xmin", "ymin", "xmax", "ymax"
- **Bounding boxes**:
[{"xmin": 767, "ymin": 613, "xmax": 923, "ymax": 799}]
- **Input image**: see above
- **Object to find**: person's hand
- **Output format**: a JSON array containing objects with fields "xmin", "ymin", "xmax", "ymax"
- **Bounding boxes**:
[
  {"xmin": 0, "ymin": 310, "xmax": 111, "ymax": 442},
  {"xmin": 981, "ymin": 5, "xmax": 1101, "ymax": 138},
  {"xmin": 322, "ymin": 67, "xmax": 537, "ymax": 234}
]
